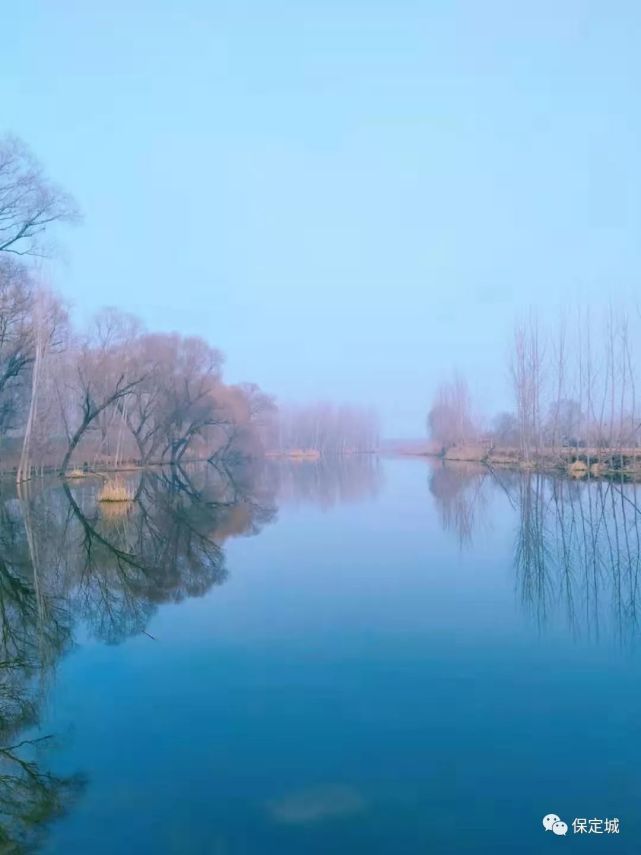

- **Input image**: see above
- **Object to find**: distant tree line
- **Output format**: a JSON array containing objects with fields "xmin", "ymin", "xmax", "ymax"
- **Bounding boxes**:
[
  {"xmin": 0, "ymin": 134, "xmax": 378, "ymax": 478},
  {"xmin": 274, "ymin": 402, "xmax": 380, "ymax": 456},
  {"xmin": 427, "ymin": 373, "xmax": 476, "ymax": 448},
  {"xmin": 428, "ymin": 307, "xmax": 641, "ymax": 460}
]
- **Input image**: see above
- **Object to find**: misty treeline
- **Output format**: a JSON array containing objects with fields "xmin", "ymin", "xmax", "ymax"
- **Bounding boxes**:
[
  {"xmin": 274, "ymin": 403, "xmax": 380, "ymax": 456},
  {"xmin": 428, "ymin": 307, "xmax": 641, "ymax": 460},
  {"xmin": 0, "ymin": 134, "xmax": 378, "ymax": 477},
  {"xmin": 0, "ymin": 265, "xmax": 277, "ymax": 475}
]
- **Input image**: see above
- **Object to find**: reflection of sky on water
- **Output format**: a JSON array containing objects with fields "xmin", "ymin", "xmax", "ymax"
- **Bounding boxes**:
[{"xmin": 2, "ymin": 457, "xmax": 641, "ymax": 852}]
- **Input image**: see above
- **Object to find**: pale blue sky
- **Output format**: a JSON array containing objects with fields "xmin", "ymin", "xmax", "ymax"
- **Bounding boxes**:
[{"xmin": 4, "ymin": 1, "xmax": 641, "ymax": 435}]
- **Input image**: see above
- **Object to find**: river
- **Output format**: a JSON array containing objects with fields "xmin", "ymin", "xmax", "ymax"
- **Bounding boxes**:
[{"xmin": 1, "ymin": 457, "xmax": 639, "ymax": 853}]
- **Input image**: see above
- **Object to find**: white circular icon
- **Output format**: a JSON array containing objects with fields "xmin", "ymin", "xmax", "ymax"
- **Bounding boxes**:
[
  {"xmin": 543, "ymin": 813, "xmax": 561, "ymax": 831},
  {"xmin": 552, "ymin": 821, "xmax": 568, "ymax": 836}
]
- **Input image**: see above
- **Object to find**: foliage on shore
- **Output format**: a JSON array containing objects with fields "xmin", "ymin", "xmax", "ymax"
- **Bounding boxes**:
[{"xmin": 427, "ymin": 308, "xmax": 641, "ymax": 480}]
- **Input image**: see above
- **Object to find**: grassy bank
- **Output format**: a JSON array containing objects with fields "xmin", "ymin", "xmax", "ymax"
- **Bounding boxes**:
[{"xmin": 395, "ymin": 443, "xmax": 641, "ymax": 481}]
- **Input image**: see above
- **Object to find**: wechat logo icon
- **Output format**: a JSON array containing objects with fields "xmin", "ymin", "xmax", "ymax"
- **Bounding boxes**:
[{"xmin": 543, "ymin": 814, "xmax": 568, "ymax": 836}]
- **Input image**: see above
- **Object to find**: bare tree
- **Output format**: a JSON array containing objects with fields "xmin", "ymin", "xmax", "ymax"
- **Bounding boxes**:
[
  {"xmin": 16, "ymin": 287, "xmax": 68, "ymax": 482},
  {"xmin": 58, "ymin": 327, "xmax": 147, "ymax": 474},
  {"xmin": 0, "ymin": 260, "xmax": 36, "ymax": 434},
  {"xmin": 427, "ymin": 374, "xmax": 476, "ymax": 448},
  {"xmin": 492, "ymin": 411, "xmax": 519, "ymax": 446},
  {"xmin": 0, "ymin": 136, "xmax": 78, "ymax": 257},
  {"xmin": 510, "ymin": 314, "xmax": 545, "ymax": 462}
]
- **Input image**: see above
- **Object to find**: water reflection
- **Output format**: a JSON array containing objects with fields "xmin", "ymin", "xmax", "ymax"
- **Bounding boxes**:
[
  {"xmin": 428, "ymin": 461, "xmax": 492, "ymax": 546},
  {"xmin": 515, "ymin": 473, "xmax": 641, "ymax": 646},
  {"xmin": 266, "ymin": 455, "xmax": 382, "ymax": 509},
  {"xmin": 429, "ymin": 461, "xmax": 641, "ymax": 645},
  {"xmin": 0, "ymin": 461, "xmax": 277, "ymax": 850},
  {"xmin": 4, "ymin": 454, "xmax": 637, "ymax": 849},
  {"xmin": 266, "ymin": 784, "xmax": 366, "ymax": 825},
  {"xmin": 0, "ymin": 490, "xmax": 80, "ymax": 852}
]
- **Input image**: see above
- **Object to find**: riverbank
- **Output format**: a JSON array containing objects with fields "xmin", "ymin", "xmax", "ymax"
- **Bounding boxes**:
[
  {"xmin": 0, "ymin": 454, "xmax": 230, "ymax": 482},
  {"xmin": 393, "ymin": 443, "xmax": 641, "ymax": 480}
]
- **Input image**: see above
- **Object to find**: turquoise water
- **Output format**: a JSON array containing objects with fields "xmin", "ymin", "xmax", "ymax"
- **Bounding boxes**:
[{"xmin": 5, "ymin": 459, "xmax": 641, "ymax": 852}]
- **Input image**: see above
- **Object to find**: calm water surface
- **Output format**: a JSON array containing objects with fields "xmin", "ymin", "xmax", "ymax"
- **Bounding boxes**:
[{"xmin": 3, "ymin": 458, "xmax": 640, "ymax": 853}]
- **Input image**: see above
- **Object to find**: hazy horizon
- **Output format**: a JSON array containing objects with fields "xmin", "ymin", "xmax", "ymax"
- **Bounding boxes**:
[{"xmin": 5, "ymin": 1, "xmax": 641, "ymax": 435}]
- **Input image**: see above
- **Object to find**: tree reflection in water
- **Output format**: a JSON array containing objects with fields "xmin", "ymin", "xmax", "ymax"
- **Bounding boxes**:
[
  {"xmin": 515, "ymin": 473, "xmax": 641, "ymax": 646},
  {"xmin": 0, "ymin": 488, "xmax": 79, "ymax": 853},
  {"xmin": 266, "ymin": 454, "xmax": 382, "ymax": 509},
  {"xmin": 6, "ymin": 455, "xmax": 638, "ymax": 848},
  {"xmin": 428, "ymin": 461, "xmax": 493, "ymax": 547},
  {"xmin": 429, "ymin": 460, "xmax": 641, "ymax": 646},
  {"xmin": 0, "ymin": 461, "xmax": 277, "ymax": 851}
]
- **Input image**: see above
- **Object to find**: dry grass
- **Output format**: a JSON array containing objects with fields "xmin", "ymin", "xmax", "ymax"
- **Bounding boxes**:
[
  {"xmin": 67, "ymin": 468, "xmax": 90, "ymax": 479},
  {"xmin": 100, "ymin": 502, "xmax": 134, "ymax": 521},
  {"xmin": 288, "ymin": 449, "xmax": 321, "ymax": 460},
  {"xmin": 265, "ymin": 449, "xmax": 322, "ymax": 460},
  {"xmin": 98, "ymin": 479, "xmax": 134, "ymax": 503},
  {"xmin": 444, "ymin": 445, "xmax": 490, "ymax": 462},
  {"xmin": 568, "ymin": 460, "xmax": 589, "ymax": 478}
]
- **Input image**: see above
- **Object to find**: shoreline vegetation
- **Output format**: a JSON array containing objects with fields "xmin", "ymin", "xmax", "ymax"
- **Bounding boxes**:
[
  {"xmin": 0, "ymin": 134, "xmax": 379, "ymax": 483},
  {"xmin": 5, "ymin": 131, "xmax": 641, "ymax": 487},
  {"xmin": 395, "ymin": 442, "xmax": 641, "ymax": 481},
  {"xmin": 266, "ymin": 448, "xmax": 322, "ymax": 460},
  {"xmin": 426, "ymin": 309, "xmax": 641, "ymax": 482},
  {"xmin": 32, "ymin": 446, "xmax": 641, "ymax": 483},
  {"xmin": 0, "ymin": 448, "xmax": 375, "ymax": 480}
]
